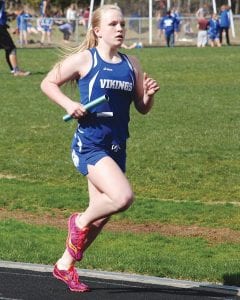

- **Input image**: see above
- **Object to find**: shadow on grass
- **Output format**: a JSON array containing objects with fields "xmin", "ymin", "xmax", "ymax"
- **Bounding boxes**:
[
  {"xmin": 2, "ymin": 71, "xmax": 47, "ymax": 76},
  {"xmin": 223, "ymin": 273, "xmax": 240, "ymax": 286},
  {"xmin": 28, "ymin": 71, "xmax": 48, "ymax": 75}
]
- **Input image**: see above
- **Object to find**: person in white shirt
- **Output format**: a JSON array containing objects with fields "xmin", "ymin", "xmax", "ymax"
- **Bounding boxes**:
[{"xmin": 66, "ymin": 3, "xmax": 77, "ymax": 33}]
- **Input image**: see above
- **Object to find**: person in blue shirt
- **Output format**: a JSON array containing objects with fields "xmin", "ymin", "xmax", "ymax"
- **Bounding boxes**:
[
  {"xmin": 208, "ymin": 13, "xmax": 221, "ymax": 47},
  {"xmin": 171, "ymin": 8, "xmax": 182, "ymax": 41},
  {"xmin": 41, "ymin": 4, "xmax": 159, "ymax": 293},
  {"xmin": 219, "ymin": 5, "xmax": 231, "ymax": 46},
  {"xmin": 39, "ymin": 10, "xmax": 53, "ymax": 45},
  {"xmin": 160, "ymin": 10, "xmax": 177, "ymax": 47},
  {"xmin": 0, "ymin": 0, "xmax": 30, "ymax": 75},
  {"xmin": 39, "ymin": 0, "xmax": 49, "ymax": 17},
  {"xmin": 58, "ymin": 22, "xmax": 73, "ymax": 43},
  {"xmin": 16, "ymin": 7, "xmax": 31, "ymax": 46}
]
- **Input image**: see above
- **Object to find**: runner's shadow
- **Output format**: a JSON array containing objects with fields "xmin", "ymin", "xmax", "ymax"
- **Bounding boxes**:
[
  {"xmin": 28, "ymin": 71, "xmax": 48, "ymax": 75},
  {"xmin": 3, "ymin": 71, "xmax": 47, "ymax": 76},
  {"xmin": 223, "ymin": 273, "xmax": 240, "ymax": 286},
  {"xmin": 97, "ymin": 285, "xmax": 234, "ymax": 298}
]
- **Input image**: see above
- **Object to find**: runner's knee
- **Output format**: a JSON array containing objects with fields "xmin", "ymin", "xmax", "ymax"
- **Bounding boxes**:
[{"xmin": 114, "ymin": 190, "xmax": 134, "ymax": 212}]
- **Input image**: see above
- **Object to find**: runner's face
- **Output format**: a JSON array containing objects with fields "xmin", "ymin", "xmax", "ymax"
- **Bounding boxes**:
[{"xmin": 95, "ymin": 9, "xmax": 126, "ymax": 47}]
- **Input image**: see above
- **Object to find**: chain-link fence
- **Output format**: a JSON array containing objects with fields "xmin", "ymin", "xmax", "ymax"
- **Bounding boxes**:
[{"xmin": 10, "ymin": 14, "xmax": 240, "ymax": 48}]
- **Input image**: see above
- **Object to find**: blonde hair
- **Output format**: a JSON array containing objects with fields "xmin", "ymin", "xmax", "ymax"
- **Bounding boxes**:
[
  {"xmin": 54, "ymin": 4, "xmax": 122, "ymax": 86},
  {"xmin": 57, "ymin": 5, "xmax": 122, "ymax": 63}
]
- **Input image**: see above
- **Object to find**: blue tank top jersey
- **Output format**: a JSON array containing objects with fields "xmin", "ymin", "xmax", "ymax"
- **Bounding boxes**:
[
  {"xmin": 208, "ymin": 19, "xmax": 220, "ymax": 38},
  {"xmin": 77, "ymin": 47, "xmax": 136, "ymax": 146},
  {"xmin": 17, "ymin": 13, "xmax": 30, "ymax": 31},
  {"xmin": 40, "ymin": 17, "xmax": 53, "ymax": 30}
]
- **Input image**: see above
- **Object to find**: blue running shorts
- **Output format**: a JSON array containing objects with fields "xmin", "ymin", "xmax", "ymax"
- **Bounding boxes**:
[{"xmin": 71, "ymin": 131, "xmax": 126, "ymax": 176}]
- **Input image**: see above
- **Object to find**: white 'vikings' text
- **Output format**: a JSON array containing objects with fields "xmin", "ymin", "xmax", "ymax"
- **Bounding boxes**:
[{"xmin": 100, "ymin": 79, "xmax": 133, "ymax": 91}]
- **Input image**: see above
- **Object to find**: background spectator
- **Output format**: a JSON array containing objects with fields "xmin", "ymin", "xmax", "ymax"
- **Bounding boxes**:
[
  {"xmin": 66, "ymin": 3, "xmax": 77, "ymax": 34},
  {"xmin": 219, "ymin": 5, "xmax": 231, "ymax": 46},
  {"xmin": 40, "ymin": 9, "xmax": 53, "ymax": 46},
  {"xmin": 208, "ymin": 13, "xmax": 221, "ymax": 47},
  {"xmin": 0, "ymin": 0, "xmax": 30, "ymax": 76},
  {"xmin": 160, "ymin": 10, "xmax": 177, "ymax": 47},
  {"xmin": 16, "ymin": 6, "xmax": 31, "ymax": 46},
  {"xmin": 58, "ymin": 22, "xmax": 72, "ymax": 43},
  {"xmin": 197, "ymin": 13, "xmax": 209, "ymax": 47}
]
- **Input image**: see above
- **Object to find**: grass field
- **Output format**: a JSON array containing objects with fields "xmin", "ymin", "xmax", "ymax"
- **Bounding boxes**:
[{"xmin": 0, "ymin": 46, "xmax": 240, "ymax": 285}]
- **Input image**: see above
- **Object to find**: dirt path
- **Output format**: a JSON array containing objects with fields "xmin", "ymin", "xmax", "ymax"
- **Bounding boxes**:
[{"xmin": 0, "ymin": 208, "xmax": 240, "ymax": 244}]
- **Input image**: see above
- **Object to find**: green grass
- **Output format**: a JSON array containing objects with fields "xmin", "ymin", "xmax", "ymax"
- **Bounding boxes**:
[
  {"xmin": 1, "ymin": 180, "xmax": 240, "ymax": 230},
  {"xmin": 0, "ymin": 47, "xmax": 240, "ymax": 284},
  {"xmin": 1, "ymin": 48, "xmax": 240, "ymax": 202},
  {"xmin": 1, "ymin": 219, "xmax": 240, "ymax": 285}
]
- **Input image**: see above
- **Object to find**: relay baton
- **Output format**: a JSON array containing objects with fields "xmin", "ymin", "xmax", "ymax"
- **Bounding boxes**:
[{"xmin": 63, "ymin": 94, "xmax": 109, "ymax": 122}]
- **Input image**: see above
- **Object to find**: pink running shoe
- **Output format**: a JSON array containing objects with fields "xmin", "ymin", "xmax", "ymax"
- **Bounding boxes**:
[
  {"xmin": 53, "ymin": 264, "xmax": 90, "ymax": 292},
  {"xmin": 66, "ymin": 213, "xmax": 89, "ymax": 261}
]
